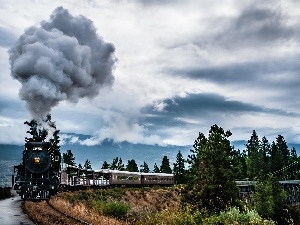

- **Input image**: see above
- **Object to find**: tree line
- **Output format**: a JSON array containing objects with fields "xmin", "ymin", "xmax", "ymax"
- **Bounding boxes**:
[
  {"xmin": 62, "ymin": 151, "xmax": 173, "ymax": 174},
  {"xmin": 63, "ymin": 128, "xmax": 300, "ymax": 184}
]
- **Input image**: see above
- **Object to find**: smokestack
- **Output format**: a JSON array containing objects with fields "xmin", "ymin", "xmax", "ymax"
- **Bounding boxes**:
[{"xmin": 9, "ymin": 7, "xmax": 116, "ymax": 120}]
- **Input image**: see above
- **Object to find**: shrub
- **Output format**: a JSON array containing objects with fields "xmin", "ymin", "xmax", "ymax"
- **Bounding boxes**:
[
  {"xmin": 101, "ymin": 201, "xmax": 130, "ymax": 219},
  {"xmin": 202, "ymin": 207, "xmax": 275, "ymax": 225},
  {"xmin": 135, "ymin": 208, "xmax": 202, "ymax": 225}
]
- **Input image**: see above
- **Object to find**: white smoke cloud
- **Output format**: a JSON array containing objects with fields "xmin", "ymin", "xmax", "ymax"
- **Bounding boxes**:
[{"xmin": 9, "ymin": 7, "xmax": 116, "ymax": 120}]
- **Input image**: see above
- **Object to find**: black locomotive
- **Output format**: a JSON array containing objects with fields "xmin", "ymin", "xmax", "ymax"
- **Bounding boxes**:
[{"xmin": 13, "ymin": 117, "xmax": 61, "ymax": 200}]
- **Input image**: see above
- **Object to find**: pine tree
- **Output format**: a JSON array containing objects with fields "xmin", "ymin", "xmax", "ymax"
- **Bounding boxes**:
[
  {"xmin": 186, "ymin": 132, "xmax": 207, "ymax": 186},
  {"xmin": 84, "ymin": 159, "xmax": 92, "ymax": 170},
  {"xmin": 101, "ymin": 161, "xmax": 110, "ymax": 169},
  {"xmin": 126, "ymin": 159, "xmax": 139, "ymax": 172},
  {"xmin": 246, "ymin": 130, "xmax": 262, "ymax": 180},
  {"xmin": 117, "ymin": 157, "xmax": 125, "ymax": 171},
  {"xmin": 184, "ymin": 124, "xmax": 239, "ymax": 213},
  {"xmin": 110, "ymin": 157, "xmax": 118, "ymax": 170},
  {"xmin": 153, "ymin": 163, "xmax": 160, "ymax": 173},
  {"xmin": 110, "ymin": 157, "xmax": 124, "ymax": 170},
  {"xmin": 276, "ymin": 135, "xmax": 290, "ymax": 179},
  {"xmin": 261, "ymin": 136, "xmax": 271, "ymax": 177},
  {"xmin": 160, "ymin": 156, "xmax": 172, "ymax": 173},
  {"xmin": 270, "ymin": 141, "xmax": 281, "ymax": 177},
  {"xmin": 140, "ymin": 161, "xmax": 150, "ymax": 173},
  {"xmin": 270, "ymin": 135, "xmax": 290, "ymax": 179},
  {"xmin": 231, "ymin": 149, "xmax": 247, "ymax": 180},
  {"xmin": 63, "ymin": 150, "xmax": 76, "ymax": 166},
  {"xmin": 173, "ymin": 150, "xmax": 186, "ymax": 184}
]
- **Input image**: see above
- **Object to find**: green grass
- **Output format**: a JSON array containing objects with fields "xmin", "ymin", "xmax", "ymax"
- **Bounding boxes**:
[{"xmin": 64, "ymin": 188, "xmax": 130, "ymax": 220}]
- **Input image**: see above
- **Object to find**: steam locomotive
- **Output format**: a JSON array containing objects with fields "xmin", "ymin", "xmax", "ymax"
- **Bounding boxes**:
[{"xmin": 13, "ymin": 141, "xmax": 61, "ymax": 199}]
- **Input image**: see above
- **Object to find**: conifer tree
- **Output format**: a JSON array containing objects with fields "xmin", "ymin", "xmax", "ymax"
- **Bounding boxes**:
[
  {"xmin": 184, "ymin": 124, "xmax": 238, "ymax": 213},
  {"xmin": 246, "ymin": 130, "xmax": 262, "ymax": 180},
  {"xmin": 84, "ymin": 159, "xmax": 92, "ymax": 170},
  {"xmin": 153, "ymin": 163, "xmax": 160, "ymax": 173},
  {"xmin": 63, "ymin": 150, "xmax": 76, "ymax": 166},
  {"xmin": 101, "ymin": 161, "xmax": 110, "ymax": 169},
  {"xmin": 140, "ymin": 161, "xmax": 150, "ymax": 173},
  {"xmin": 270, "ymin": 141, "xmax": 281, "ymax": 177},
  {"xmin": 160, "ymin": 156, "xmax": 172, "ymax": 173},
  {"xmin": 186, "ymin": 132, "xmax": 207, "ymax": 186},
  {"xmin": 110, "ymin": 157, "xmax": 124, "ymax": 170},
  {"xmin": 126, "ymin": 159, "xmax": 139, "ymax": 172},
  {"xmin": 261, "ymin": 136, "xmax": 271, "ymax": 177},
  {"xmin": 173, "ymin": 150, "xmax": 186, "ymax": 184},
  {"xmin": 231, "ymin": 149, "xmax": 247, "ymax": 180},
  {"xmin": 276, "ymin": 135, "xmax": 290, "ymax": 179},
  {"xmin": 117, "ymin": 157, "xmax": 125, "ymax": 171}
]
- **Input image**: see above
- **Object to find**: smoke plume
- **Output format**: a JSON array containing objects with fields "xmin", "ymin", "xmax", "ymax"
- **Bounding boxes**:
[{"xmin": 9, "ymin": 7, "xmax": 116, "ymax": 120}]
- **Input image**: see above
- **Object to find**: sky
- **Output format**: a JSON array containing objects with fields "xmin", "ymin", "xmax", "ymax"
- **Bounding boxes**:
[{"xmin": 1, "ymin": 0, "xmax": 300, "ymax": 148}]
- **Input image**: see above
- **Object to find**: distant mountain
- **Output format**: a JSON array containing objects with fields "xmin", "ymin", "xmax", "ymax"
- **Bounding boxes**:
[{"xmin": 0, "ymin": 144, "xmax": 23, "ymax": 161}]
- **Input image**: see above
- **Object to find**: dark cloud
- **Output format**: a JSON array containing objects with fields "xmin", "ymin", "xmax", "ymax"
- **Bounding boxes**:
[
  {"xmin": 143, "ymin": 93, "xmax": 260, "ymax": 116},
  {"xmin": 141, "ymin": 93, "xmax": 298, "ymax": 130},
  {"xmin": 168, "ymin": 55, "xmax": 300, "ymax": 89},
  {"xmin": 178, "ymin": 3, "xmax": 300, "ymax": 53},
  {"xmin": 220, "ymin": 5, "xmax": 295, "ymax": 47},
  {"xmin": 0, "ymin": 27, "xmax": 17, "ymax": 47}
]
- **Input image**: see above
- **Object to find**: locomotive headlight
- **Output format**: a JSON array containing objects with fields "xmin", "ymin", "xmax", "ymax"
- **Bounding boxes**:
[{"xmin": 34, "ymin": 157, "xmax": 40, "ymax": 164}]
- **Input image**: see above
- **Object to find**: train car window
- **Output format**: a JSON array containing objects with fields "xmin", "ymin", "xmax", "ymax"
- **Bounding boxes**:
[{"xmin": 33, "ymin": 147, "xmax": 42, "ymax": 151}]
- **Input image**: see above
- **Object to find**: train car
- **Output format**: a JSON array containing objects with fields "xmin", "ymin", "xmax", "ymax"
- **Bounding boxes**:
[
  {"xmin": 109, "ymin": 170, "xmax": 142, "ymax": 186},
  {"xmin": 13, "ymin": 141, "xmax": 61, "ymax": 199},
  {"xmin": 61, "ymin": 167, "xmax": 174, "ymax": 188},
  {"xmin": 141, "ymin": 172, "xmax": 174, "ymax": 186},
  {"xmin": 60, "ymin": 167, "xmax": 111, "ymax": 190}
]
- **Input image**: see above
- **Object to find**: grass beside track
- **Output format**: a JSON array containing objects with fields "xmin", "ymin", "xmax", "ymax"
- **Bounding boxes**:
[
  {"xmin": 52, "ymin": 186, "xmax": 181, "ymax": 224},
  {"xmin": 51, "ymin": 186, "xmax": 276, "ymax": 225}
]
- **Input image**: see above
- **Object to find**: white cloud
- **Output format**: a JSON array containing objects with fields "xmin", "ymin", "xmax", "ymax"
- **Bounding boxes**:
[
  {"xmin": 0, "ymin": 116, "xmax": 27, "ymax": 144},
  {"xmin": 0, "ymin": 0, "xmax": 300, "ymax": 147}
]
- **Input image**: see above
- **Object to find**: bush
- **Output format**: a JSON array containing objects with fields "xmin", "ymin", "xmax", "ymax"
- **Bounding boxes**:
[
  {"xmin": 101, "ymin": 201, "xmax": 130, "ymax": 219},
  {"xmin": 202, "ymin": 207, "xmax": 275, "ymax": 225},
  {"xmin": 135, "ymin": 208, "xmax": 203, "ymax": 225}
]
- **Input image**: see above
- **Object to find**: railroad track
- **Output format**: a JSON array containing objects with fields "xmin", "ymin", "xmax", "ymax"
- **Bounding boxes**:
[{"xmin": 24, "ymin": 199, "xmax": 91, "ymax": 225}]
